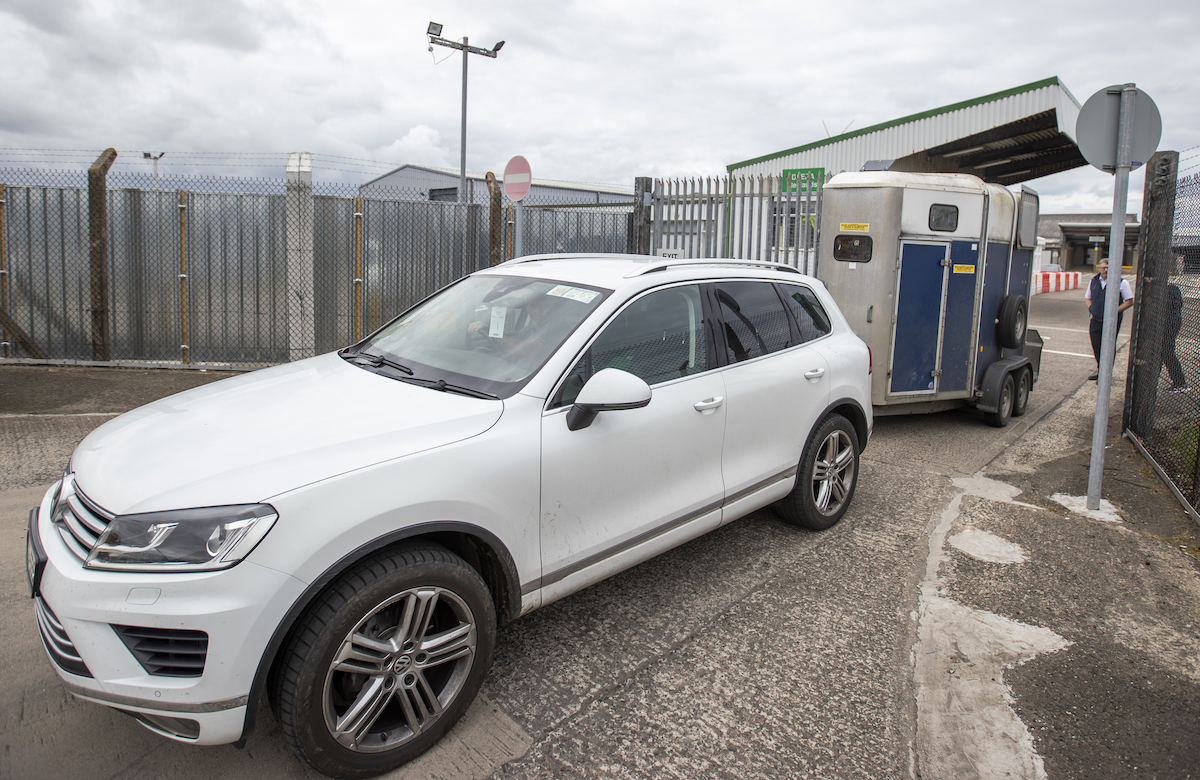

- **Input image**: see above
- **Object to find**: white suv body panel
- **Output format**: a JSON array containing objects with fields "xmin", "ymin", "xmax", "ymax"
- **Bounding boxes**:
[{"xmin": 30, "ymin": 255, "xmax": 872, "ymax": 749}]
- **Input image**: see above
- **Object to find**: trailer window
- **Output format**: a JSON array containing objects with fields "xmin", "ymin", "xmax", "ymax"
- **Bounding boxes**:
[
  {"xmin": 929, "ymin": 204, "xmax": 959, "ymax": 232},
  {"xmin": 833, "ymin": 234, "xmax": 872, "ymax": 262}
]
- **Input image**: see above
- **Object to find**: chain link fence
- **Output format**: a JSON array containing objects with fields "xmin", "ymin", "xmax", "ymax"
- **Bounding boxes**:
[
  {"xmin": 1125, "ymin": 154, "xmax": 1200, "ymax": 517},
  {"xmin": 0, "ymin": 158, "xmax": 633, "ymax": 369}
]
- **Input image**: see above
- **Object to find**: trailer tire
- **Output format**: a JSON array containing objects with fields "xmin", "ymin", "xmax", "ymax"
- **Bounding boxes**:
[
  {"xmin": 997, "ymin": 294, "xmax": 1027, "ymax": 350},
  {"xmin": 1012, "ymin": 367, "xmax": 1032, "ymax": 417},
  {"xmin": 982, "ymin": 373, "xmax": 1014, "ymax": 428}
]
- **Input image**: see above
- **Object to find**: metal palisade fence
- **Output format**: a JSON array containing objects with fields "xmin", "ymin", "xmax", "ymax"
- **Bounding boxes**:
[
  {"xmin": 0, "ymin": 155, "xmax": 633, "ymax": 368},
  {"xmin": 1124, "ymin": 152, "xmax": 1200, "ymax": 517},
  {"xmin": 650, "ymin": 172, "xmax": 823, "ymax": 270}
]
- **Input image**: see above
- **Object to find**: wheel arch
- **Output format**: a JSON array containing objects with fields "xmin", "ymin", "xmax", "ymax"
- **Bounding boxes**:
[
  {"xmin": 237, "ymin": 521, "xmax": 521, "ymax": 746},
  {"xmin": 821, "ymin": 397, "xmax": 871, "ymax": 453},
  {"xmin": 976, "ymin": 356, "xmax": 1032, "ymax": 413}
]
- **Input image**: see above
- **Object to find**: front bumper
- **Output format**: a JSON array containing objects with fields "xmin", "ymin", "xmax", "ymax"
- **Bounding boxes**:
[{"xmin": 30, "ymin": 483, "xmax": 306, "ymax": 745}]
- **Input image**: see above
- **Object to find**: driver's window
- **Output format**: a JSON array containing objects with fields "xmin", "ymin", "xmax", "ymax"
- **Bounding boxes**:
[{"xmin": 553, "ymin": 285, "xmax": 707, "ymax": 408}]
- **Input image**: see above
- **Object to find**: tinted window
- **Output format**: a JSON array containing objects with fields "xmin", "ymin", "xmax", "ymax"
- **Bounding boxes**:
[
  {"xmin": 833, "ymin": 234, "xmax": 872, "ymax": 262},
  {"xmin": 714, "ymin": 281, "xmax": 793, "ymax": 363},
  {"xmin": 554, "ymin": 285, "xmax": 707, "ymax": 407},
  {"xmin": 929, "ymin": 204, "xmax": 959, "ymax": 232},
  {"xmin": 780, "ymin": 284, "xmax": 833, "ymax": 343}
]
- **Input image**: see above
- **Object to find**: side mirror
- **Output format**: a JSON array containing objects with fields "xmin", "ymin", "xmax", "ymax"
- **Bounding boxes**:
[{"xmin": 566, "ymin": 368, "xmax": 652, "ymax": 431}]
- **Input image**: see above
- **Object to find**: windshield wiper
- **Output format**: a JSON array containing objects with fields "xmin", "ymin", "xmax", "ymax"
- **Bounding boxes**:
[
  {"xmin": 399, "ymin": 376, "xmax": 498, "ymax": 400},
  {"xmin": 341, "ymin": 348, "xmax": 414, "ymax": 375}
]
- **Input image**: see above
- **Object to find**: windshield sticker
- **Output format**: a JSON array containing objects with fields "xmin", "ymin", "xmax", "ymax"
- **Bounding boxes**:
[
  {"xmin": 488, "ymin": 306, "xmax": 507, "ymax": 338},
  {"xmin": 546, "ymin": 285, "xmax": 600, "ymax": 304}
]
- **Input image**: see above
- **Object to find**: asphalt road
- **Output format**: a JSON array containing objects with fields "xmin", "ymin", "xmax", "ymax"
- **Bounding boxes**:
[{"xmin": 2, "ymin": 287, "xmax": 1197, "ymax": 780}]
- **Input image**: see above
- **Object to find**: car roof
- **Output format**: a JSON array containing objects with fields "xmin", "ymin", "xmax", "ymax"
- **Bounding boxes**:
[{"xmin": 478, "ymin": 253, "xmax": 818, "ymax": 293}]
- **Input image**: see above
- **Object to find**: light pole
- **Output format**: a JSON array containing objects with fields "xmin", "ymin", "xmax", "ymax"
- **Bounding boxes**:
[
  {"xmin": 143, "ymin": 152, "xmax": 165, "ymax": 190},
  {"xmin": 427, "ymin": 22, "xmax": 504, "ymax": 204}
]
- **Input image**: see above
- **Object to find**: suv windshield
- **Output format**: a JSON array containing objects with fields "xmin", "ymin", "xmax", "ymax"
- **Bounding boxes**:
[{"xmin": 348, "ymin": 274, "xmax": 610, "ymax": 398}]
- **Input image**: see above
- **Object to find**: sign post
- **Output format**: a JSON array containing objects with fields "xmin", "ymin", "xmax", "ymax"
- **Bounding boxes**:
[
  {"xmin": 504, "ymin": 156, "xmax": 531, "ymax": 259},
  {"xmin": 1075, "ymin": 84, "xmax": 1162, "ymax": 511}
]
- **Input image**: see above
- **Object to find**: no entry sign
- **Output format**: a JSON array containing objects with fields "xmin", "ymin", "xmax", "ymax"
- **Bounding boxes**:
[{"xmin": 503, "ymin": 155, "xmax": 532, "ymax": 201}]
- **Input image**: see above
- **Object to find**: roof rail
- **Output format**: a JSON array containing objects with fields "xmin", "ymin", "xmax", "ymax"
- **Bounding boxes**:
[{"xmin": 624, "ymin": 258, "xmax": 804, "ymax": 278}]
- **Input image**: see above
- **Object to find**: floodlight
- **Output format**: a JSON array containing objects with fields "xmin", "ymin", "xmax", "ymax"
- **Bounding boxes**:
[
  {"xmin": 427, "ymin": 22, "xmax": 443, "ymax": 36},
  {"xmin": 493, "ymin": 40, "xmax": 505, "ymax": 52},
  {"xmin": 143, "ymin": 152, "xmax": 151, "ymax": 159}
]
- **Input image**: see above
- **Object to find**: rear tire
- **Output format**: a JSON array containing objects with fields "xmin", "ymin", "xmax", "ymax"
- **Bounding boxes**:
[
  {"xmin": 1012, "ymin": 367, "xmax": 1032, "ymax": 417},
  {"xmin": 983, "ymin": 373, "xmax": 1015, "ymax": 428},
  {"xmin": 271, "ymin": 544, "xmax": 495, "ymax": 779},
  {"xmin": 777, "ymin": 414, "xmax": 859, "ymax": 531}
]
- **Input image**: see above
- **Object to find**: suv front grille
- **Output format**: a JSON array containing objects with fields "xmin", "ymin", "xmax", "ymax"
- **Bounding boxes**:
[
  {"xmin": 52, "ymin": 477, "xmax": 113, "ymax": 562},
  {"xmin": 35, "ymin": 598, "xmax": 92, "ymax": 678},
  {"xmin": 113, "ymin": 625, "xmax": 209, "ymax": 677}
]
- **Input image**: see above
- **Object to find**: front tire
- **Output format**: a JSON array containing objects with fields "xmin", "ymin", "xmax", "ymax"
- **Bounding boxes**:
[
  {"xmin": 272, "ymin": 544, "xmax": 495, "ymax": 779},
  {"xmin": 777, "ymin": 414, "xmax": 859, "ymax": 531}
]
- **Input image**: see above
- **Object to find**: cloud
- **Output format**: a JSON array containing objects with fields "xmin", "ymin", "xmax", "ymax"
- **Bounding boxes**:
[{"xmin": 376, "ymin": 125, "xmax": 452, "ymax": 169}]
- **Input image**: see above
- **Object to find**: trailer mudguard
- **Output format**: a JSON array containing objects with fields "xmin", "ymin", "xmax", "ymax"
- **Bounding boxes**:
[{"xmin": 975, "ymin": 356, "xmax": 1033, "ymax": 413}]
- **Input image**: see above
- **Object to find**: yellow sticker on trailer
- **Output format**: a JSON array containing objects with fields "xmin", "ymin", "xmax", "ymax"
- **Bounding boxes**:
[
  {"xmin": 953, "ymin": 264, "xmax": 976, "ymax": 274},
  {"xmin": 839, "ymin": 223, "xmax": 869, "ymax": 232}
]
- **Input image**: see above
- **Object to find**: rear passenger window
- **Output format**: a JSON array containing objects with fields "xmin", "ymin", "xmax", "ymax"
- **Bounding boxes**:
[
  {"xmin": 552, "ymin": 285, "xmax": 708, "ymax": 407},
  {"xmin": 714, "ymin": 281, "xmax": 793, "ymax": 363},
  {"xmin": 780, "ymin": 284, "xmax": 832, "ymax": 343}
]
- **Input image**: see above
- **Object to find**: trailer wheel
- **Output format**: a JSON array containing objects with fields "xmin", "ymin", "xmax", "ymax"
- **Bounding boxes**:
[
  {"xmin": 1012, "ymin": 367, "xmax": 1032, "ymax": 417},
  {"xmin": 997, "ymin": 294, "xmax": 1027, "ymax": 350},
  {"xmin": 983, "ymin": 373, "xmax": 1014, "ymax": 428}
]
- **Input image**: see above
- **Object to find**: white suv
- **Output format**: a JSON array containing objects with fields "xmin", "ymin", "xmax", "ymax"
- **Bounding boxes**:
[{"xmin": 27, "ymin": 254, "xmax": 872, "ymax": 778}]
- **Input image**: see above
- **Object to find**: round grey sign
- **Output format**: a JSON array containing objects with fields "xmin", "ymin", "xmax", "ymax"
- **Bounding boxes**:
[{"xmin": 1075, "ymin": 85, "xmax": 1162, "ymax": 173}]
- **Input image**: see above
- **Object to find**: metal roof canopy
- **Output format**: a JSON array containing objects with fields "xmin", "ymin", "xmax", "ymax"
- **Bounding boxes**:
[{"xmin": 729, "ymin": 77, "xmax": 1086, "ymax": 187}]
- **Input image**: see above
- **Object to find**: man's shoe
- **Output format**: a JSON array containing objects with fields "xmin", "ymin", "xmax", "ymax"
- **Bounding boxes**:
[{"xmin": 1089, "ymin": 373, "xmax": 1099, "ymax": 381}]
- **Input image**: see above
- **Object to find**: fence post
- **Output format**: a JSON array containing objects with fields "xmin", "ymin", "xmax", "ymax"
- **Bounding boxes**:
[
  {"xmin": 1124, "ymin": 150, "xmax": 1178, "ymax": 436},
  {"xmin": 354, "ymin": 197, "xmax": 363, "ymax": 341},
  {"xmin": 88, "ymin": 148, "xmax": 117, "ymax": 361},
  {"xmin": 178, "ymin": 190, "xmax": 189, "ymax": 363},
  {"xmin": 285, "ymin": 152, "xmax": 315, "ymax": 361},
  {"xmin": 486, "ymin": 172, "xmax": 502, "ymax": 266},
  {"xmin": 632, "ymin": 176, "xmax": 653, "ymax": 254},
  {"xmin": 0, "ymin": 181, "xmax": 7, "ymax": 358}
]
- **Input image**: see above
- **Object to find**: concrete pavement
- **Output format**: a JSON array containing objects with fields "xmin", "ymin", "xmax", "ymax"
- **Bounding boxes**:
[{"xmin": 1, "ymin": 287, "xmax": 1197, "ymax": 779}]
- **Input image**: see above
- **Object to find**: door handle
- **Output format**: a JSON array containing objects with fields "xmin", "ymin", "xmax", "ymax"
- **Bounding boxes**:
[
  {"xmin": 694, "ymin": 396, "xmax": 724, "ymax": 411},
  {"xmin": 804, "ymin": 368, "xmax": 826, "ymax": 380}
]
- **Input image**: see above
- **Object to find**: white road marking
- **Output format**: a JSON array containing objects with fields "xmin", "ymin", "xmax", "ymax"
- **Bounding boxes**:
[
  {"xmin": 1029, "ymin": 325, "xmax": 1089, "ymax": 333},
  {"xmin": 1043, "ymin": 349, "xmax": 1095, "ymax": 358}
]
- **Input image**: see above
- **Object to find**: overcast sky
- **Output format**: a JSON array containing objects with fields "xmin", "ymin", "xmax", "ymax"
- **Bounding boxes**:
[{"xmin": 1, "ymin": 0, "xmax": 1198, "ymax": 214}]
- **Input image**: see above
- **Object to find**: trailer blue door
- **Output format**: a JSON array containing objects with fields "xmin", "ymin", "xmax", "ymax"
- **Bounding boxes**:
[
  {"xmin": 891, "ymin": 242, "xmax": 948, "ymax": 394},
  {"xmin": 939, "ymin": 241, "xmax": 982, "ymax": 393}
]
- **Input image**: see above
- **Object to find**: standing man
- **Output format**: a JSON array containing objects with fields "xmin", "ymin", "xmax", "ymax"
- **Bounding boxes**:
[{"xmin": 1084, "ymin": 258, "xmax": 1134, "ymax": 381}]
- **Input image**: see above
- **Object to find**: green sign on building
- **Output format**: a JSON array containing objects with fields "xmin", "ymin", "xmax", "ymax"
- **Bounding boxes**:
[{"xmin": 781, "ymin": 168, "xmax": 825, "ymax": 193}]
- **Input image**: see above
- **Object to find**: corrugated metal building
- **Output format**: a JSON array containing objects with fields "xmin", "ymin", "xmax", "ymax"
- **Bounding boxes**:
[
  {"xmin": 361, "ymin": 164, "xmax": 633, "ymax": 205},
  {"xmin": 728, "ymin": 77, "xmax": 1084, "ymax": 188}
]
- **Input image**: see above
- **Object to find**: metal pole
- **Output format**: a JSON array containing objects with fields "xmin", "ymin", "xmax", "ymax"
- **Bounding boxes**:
[
  {"xmin": 460, "ymin": 37, "xmax": 468, "ymax": 203},
  {"xmin": 514, "ymin": 201, "xmax": 524, "ymax": 258},
  {"xmin": 178, "ymin": 189, "xmax": 189, "ymax": 363},
  {"xmin": 460, "ymin": 37, "xmax": 469, "ymax": 274},
  {"xmin": 1087, "ymin": 83, "xmax": 1137, "ymax": 511}
]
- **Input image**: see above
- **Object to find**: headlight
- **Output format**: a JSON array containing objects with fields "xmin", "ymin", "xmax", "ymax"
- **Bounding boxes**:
[{"xmin": 85, "ymin": 505, "xmax": 278, "ymax": 572}]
